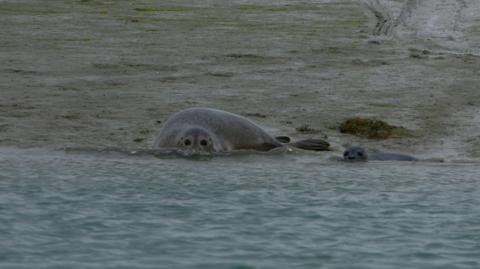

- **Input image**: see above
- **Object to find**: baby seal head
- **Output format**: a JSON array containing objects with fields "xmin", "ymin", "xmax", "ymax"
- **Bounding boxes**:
[
  {"xmin": 176, "ymin": 127, "xmax": 216, "ymax": 154},
  {"xmin": 343, "ymin": 146, "xmax": 368, "ymax": 161}
]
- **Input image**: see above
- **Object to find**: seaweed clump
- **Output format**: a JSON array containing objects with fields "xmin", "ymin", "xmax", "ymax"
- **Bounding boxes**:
[{"xmin": 339, "ymin": 117, "xmax": 409, "ymax": 139}]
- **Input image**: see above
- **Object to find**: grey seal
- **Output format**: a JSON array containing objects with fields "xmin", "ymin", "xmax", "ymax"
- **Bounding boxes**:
[
  {"xmin": 343, "ymin": 146, "xmax": 417, "ymax": 161},
  {"xmin": 153, "ymin": 107, "xmax": 329, "ymax": 153}
]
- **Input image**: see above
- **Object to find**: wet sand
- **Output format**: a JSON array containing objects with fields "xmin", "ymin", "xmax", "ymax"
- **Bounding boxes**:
[{"xmin": 1, "ymin": 0, "xmax": 479, "ymax": 159}]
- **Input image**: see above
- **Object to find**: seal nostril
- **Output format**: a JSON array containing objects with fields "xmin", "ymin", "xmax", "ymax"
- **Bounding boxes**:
[
  {"xmin": 184, "ymin": 139, "xmax": 191, "ymax": 146},
  {"xmin": 343, "ymin": 151, "xmax": 349, "ymax": 157},
  {"xmin": 200, "ymin": 139, "xmax": 208, "ymax": 146}
]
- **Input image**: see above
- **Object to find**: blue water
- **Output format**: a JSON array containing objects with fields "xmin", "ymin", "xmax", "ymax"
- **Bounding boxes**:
[{"xmin": 1, "ymin": 148, "xmax": 479, "ymax": 269}]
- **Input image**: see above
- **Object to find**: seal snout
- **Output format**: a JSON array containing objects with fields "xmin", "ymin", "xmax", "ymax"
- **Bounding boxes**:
[
  {"xmin": 178, "ymin": 127, "xmax": 216, "ymax": 153},
  {"xmin": 343, "ymin": 146, "xmax": 368, "ymax": 161}
]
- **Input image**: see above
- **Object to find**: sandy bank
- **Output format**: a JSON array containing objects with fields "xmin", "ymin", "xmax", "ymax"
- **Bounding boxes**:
[{"xmin": 0, "ymin": 0, "xmax": 479, "ymax": 159}]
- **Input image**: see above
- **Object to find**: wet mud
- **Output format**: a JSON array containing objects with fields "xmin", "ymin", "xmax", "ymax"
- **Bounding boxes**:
[{"xmin": 0, "ymin": 0, "xmax": 479, "ymax": 159}]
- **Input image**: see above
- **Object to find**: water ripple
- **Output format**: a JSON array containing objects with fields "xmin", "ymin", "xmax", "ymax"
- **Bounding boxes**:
[{"xmin": 1, "ymin": 148, "xmax": 480, "ymax": 268}]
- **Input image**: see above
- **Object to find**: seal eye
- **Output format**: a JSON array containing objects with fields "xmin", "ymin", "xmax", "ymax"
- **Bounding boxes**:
[
  {"xmin": 357, "ymin": 152, "xmax": 363, "ymax": 157},
  {"xmin": 184, "ymin": 139, "xmax": 192, "ymax": 146},
  {"xmin": 343, "ymin": 151, "xmax": 349, "ymax": 157},
  {"xmin": 200, "ymin": 139, "xmax": 208, "ymax": 146}
]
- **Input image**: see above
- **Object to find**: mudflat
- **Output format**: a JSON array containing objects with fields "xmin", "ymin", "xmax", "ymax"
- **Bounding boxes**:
[{"xmin": 1, "ymin": 0, "xmax": 479, "ymax": 158}]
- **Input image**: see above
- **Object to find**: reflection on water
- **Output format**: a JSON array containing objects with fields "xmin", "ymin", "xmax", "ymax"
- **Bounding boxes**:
[{"xmin": 1, "ymin": 148, "xmax": 480, "ymax": 268}]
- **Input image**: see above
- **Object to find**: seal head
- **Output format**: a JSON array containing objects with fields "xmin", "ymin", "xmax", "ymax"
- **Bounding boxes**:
[
  {"xmin": 343, "ymin": 146, "xmax": 368, "ymax": 161},
  {"xmin": 175, "ymin": 127, "xmax": 216, "ymax": 153}
]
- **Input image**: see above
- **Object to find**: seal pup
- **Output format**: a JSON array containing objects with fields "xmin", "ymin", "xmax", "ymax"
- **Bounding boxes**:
[
  {"xmin": 153, "ymin": 107, "xmax": 329, "ymax": 154},
  {"xmin": 343, "ymin": 146, "xmax": 417, "ymax": 162}
]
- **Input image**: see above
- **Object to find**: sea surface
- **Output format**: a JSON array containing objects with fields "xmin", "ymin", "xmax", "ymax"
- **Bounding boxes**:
[{"xmin": 1, "ymin": 148, "xmax": 479, "ymax": 269}]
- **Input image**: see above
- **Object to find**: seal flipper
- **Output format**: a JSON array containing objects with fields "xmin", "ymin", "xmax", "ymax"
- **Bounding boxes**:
[
  {"xmin": 290, "ymin": 139, "xmax": 330, "ymax": 151},
  {"xmin": 275, "ymin": 136, "xmax": 291, "ymax": 143}
]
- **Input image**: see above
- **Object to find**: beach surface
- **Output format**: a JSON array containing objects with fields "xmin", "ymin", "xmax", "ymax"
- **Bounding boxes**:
[{"xmin": 1, "ymin": 0, "xmax": 479, "ymax": 159}]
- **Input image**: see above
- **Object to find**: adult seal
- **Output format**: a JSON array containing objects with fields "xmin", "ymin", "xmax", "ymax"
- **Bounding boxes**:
[
  {"xmin": 343, "ymin": 146, "xmax": 417, "ymax": 161},
  {"xmin": 153, "ymin": 107, "xmax": 329, "ymax": 153}
]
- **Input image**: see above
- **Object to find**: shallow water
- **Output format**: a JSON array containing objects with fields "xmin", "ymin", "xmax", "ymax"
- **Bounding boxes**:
[{"xmin": 1, "ymin": 148, "xmax": 480, "ymax": 268}]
